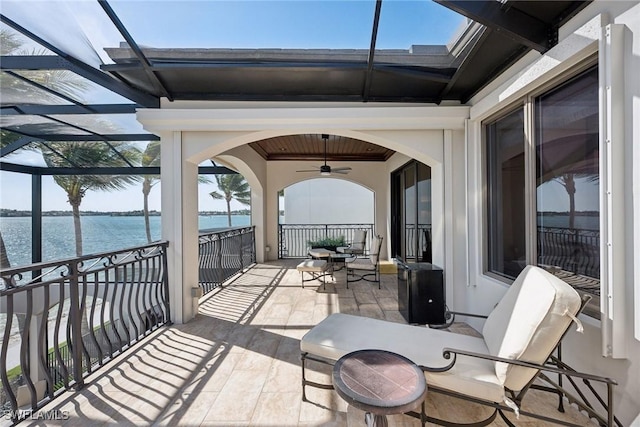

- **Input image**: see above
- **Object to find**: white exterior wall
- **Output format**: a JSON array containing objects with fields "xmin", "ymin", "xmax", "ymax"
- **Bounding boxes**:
[
  {"xmin": 283, "ymin": 179, "xmax": 374, "ymax": 225},
  {"xmin": 465, "ymin": 2, "xmax": 640, "ymax": 423},
  {"xmin": 137, "ymin": 3, "xmax": 640, "ymax": 420}
]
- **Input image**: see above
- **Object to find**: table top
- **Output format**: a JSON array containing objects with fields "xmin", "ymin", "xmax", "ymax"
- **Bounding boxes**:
[{"xmin": 332, "ymin": 349, "xmax": 427, "ymax": 416}]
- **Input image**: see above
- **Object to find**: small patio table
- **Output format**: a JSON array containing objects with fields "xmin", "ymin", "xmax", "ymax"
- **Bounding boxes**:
[
  {"xmin": 332, "ymin": 349, "xmax": 427, "ymax": 427},
  {"xmin": 328, "ymin": 252, "xmax": 351, "ymax": 271}
]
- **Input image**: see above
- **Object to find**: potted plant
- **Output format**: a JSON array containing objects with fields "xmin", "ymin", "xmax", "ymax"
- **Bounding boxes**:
[{"xmin": 308, "ymin": 236, "xmax": 346, "ymax": 252}]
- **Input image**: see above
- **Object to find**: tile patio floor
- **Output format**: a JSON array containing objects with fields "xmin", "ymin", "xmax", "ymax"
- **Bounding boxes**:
[{"xmin": 22, "ymin": 260, "xmax": 595, "ymax": 426}]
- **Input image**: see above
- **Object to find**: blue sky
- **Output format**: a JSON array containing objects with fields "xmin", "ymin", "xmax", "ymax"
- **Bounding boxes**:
[
  {"xmin": 0, "ymin": 0, "xmax": 466, "ymax": 212},
  {"xmin": 0, "ymin": 171, "xmax": 247, "ymax": 212},
  {"xmin": 109, "ymin": 0, "xmax": 466, "ymax": 49}
]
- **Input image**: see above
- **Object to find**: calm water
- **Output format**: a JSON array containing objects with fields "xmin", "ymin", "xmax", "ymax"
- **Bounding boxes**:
[
  {"xmin": 537, "ymin": 213, "xmax": 599, "ymax": 230},
  {"xmin": 0, "ymin": 215, "xmax": 251, "ymax": 268},
  {"xmin": 1, "ymin": 213, "xmax": 598, "ymax": 268}
]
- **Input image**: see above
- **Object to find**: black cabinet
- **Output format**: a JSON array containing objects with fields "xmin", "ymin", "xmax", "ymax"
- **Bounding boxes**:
[{"xmin": 397, "ymin": 260, "xmax": 445, "ymax": 325}]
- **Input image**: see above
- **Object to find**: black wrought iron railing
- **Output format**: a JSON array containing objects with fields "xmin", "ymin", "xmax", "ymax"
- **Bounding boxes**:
[
  {"xmin": 278, "ymin": 224, "xmax": 374, "ymax": 258},
  {"xmin": 0, "ymin": 242, "xmax": 170, "ymax": 423},
  {"xmin": 199, "ymin": 226, "xmax": 256, "ymax": 295},
  {"xmin": 537, "ymin": 227, "xmax": 600, "ymax": 279}
]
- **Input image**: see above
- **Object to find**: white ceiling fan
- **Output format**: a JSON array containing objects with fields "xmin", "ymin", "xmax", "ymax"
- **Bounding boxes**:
[{"xmin": 296, "ymin": 134, "xmax": 352, "ymax": 176}]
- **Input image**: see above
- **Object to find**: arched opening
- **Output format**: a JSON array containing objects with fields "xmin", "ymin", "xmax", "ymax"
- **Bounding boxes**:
[
  {"xmin": 278, "ymin": 178, "xmax": 375, "ymax": 258},
  {"xmin": 159, "ymin": 119, "xmax": 453, "ymax": 322}
]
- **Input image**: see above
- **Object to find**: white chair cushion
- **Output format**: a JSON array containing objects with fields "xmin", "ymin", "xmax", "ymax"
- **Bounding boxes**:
[
  {"xmin": 309, "ymin": 248, "xmax": 335, "ymax": 258},
  {"xmin": 353, "ymin": 229, "xmax": 367, "ymax": 245},
  {"xmin": 301, "ymin": 313, "xmax": 505, "ymax": 404},
  {"xmin": 482, "ymin": 265, "xmax": 581, "ymax": 391},
  {"xmin": 297, "ymin": 260, "xmax": 328, "ymax": 272},
  {"xmin": 346, "ymin": 258, "xmax": 376, "ymax": 271}
]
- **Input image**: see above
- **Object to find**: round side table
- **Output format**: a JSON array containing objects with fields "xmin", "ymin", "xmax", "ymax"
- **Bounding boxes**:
[{"xmin": 332, "ymin": 349, "xmax": 427, "ymax": 427}]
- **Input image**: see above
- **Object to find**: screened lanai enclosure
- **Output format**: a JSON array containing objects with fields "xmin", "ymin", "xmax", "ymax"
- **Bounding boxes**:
[{"xmin": 1, "ymin": 0, "xmax": 623, "ymax": 425}]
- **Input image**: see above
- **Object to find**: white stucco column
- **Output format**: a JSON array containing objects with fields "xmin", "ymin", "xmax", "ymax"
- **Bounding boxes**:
[{"xmin": 160, "ymin": 131, "xmax": 200, "ymax": 323}]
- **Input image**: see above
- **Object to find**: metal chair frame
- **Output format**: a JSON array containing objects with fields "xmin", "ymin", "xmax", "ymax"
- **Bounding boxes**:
[{"xmin": 345, "ymin": 235, "xmax": 383, "ymax": 289}]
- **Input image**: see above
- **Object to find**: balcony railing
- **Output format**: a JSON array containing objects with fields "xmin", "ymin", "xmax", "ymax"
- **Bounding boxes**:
[
  {"xmin": 199, "ymin": 226, "xmax": 256, "ymax": 295},
  {"xmin": 278, "ymin": 224, "xmax": 374, "ymax": 258},
  {"xmin": 403, "ymin": 224, "xmax": 432, "ymax": 261},
  {"xmin": 0, "ymin": 242, "xmax": 170, "ymax": 423},
  {"xmin": 537, "ymin": 226, "xmax": 600, "ymax": 280}
]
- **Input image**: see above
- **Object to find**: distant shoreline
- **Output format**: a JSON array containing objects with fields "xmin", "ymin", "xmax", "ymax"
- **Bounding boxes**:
[{"xmin": 0, "ymin": 209, "xmax": 251, "ymax": 217}]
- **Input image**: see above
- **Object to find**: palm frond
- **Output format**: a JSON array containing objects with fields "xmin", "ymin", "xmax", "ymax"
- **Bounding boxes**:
[{"xmin": 42, "ymin": 141, "xmax": 142, "ymax": 196}]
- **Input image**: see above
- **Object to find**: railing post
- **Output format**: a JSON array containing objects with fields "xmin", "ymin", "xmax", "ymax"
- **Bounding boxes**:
[
  {"xmin": 67, "ymin": 261, "xmax": 84, "ymax": 390},
  {"xmin": 251, "ymin": 226, "xmax": 256, "ymax": 263},
  {"xmin": 239, "ymin": 230, "xmax": 244, "ymax": 271},
  {"xmin": 162, "ymin": 242, "xmax": 171, "ymax": 323}
]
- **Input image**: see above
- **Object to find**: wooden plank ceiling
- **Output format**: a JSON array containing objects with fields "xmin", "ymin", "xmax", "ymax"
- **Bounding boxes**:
[{"xmin": 248, "ymin": 134, "xmax": 395, "ymax": 162}]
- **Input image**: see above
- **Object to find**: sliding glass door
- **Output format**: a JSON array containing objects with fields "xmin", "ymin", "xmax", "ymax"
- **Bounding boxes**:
[{"xmin": 391, "ymin": 160, "xmax": 431, "ymax": 262}]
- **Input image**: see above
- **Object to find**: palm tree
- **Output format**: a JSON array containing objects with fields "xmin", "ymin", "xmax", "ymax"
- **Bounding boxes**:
[
  {"xmin": 0, "ymin": 131, "xmax": 21, "ymax": 269},
  {"xmin": 140, "ymin": 142, "xmax": 212, "ymax": 242},
  {"xmin": 1, "ymin": 28, "xmax": 89, "ymax": 269},
  {"xmin": 556, "ymin": 174, "xmax": 577, "ymax": 229},
  {"xmin": 1, "ymin": 29, "xmax": 88, "ymax": 102},
  {"xmin": 553, "ymin": 172, "xmax": 599, "ymax": 230},
  {"xmin": 209, "ymin": 174, "xmax": 251, "ymax": 227},
  {"xmin": 141, "ymin": 141, "xmax": 161, "ymax": 243},
  {"xmin": 0, "ymin": 232, "xmax": 9, "ymax": 270},
  {"xmin": 41, "ymin": 142, "xmax": 141, "ymax": 256}
]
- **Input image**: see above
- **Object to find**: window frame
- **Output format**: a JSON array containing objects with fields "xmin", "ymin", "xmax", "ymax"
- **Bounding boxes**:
[
  {"xmin": 482, "ymin": 59, "xmax": 600, "ymax": 311},
  {"xmin": 482, "ymin": 103, "xmax": 528, "ymax": 283}
]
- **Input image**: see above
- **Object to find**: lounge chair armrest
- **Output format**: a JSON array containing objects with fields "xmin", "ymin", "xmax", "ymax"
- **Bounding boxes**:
[
  {"xmin": 427, "ymin": 310, "xmax": 487, "ymax": 329},
  {"xmin": 440, "ymin": 347, "xmax": 617, "ymax": 385},
  {"xmin": 446, "ymin": 310, "xmax": 488, "ymax": 319}
]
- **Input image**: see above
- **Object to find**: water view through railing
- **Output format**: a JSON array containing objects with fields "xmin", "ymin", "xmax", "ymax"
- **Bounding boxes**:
[
  {"xmin": 0, "ymin": 242, "xmax": 170, "ymax": 423},
  {"xmin": 278, "ymin": 224, "xmax": 374, "ymax": 258},
  {"xmin": 537, "ymin": 226, "xmax": 600, "ymax": 280},
  {"xmin": 199, "ymin": 226, "xmax": 256, "ymax": 295}
]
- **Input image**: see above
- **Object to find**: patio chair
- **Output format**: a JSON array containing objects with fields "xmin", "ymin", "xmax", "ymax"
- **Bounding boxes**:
[
  {"xmin": 337, "ymin": 229, "xmax": 368, "ymax": 256},
  {"xmin": 300, "ymin": 265, "xmax": 619, "ymax": 426},
  {"xmin": 345, "ymin": 234, "xmax": 383, "ymax": 289}
]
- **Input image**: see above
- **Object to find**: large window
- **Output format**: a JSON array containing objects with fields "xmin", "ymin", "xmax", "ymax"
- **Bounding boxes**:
[{"xmin": 484, "ymin": 66, "xmax": 599, "ymax": 315}]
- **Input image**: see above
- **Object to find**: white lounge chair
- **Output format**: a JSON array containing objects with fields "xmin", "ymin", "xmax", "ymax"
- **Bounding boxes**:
[{"xmin": 300, "ymin": 265, "xmax": 618, "ymax": 426}]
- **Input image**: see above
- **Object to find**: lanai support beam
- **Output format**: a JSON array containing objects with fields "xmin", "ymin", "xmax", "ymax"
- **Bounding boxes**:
[
  {"xmin": 0, "ymin": 15, "xmax": 159, "ymax": 108},
  {"xmin": 362, "ymin": 0, "xmax": 382, "ymax": 101},
  {"xmin": 0, "ymin": 137, "xmax": 34, "ymax": 157},
  {"xmin": 434, "ymin": 0, "xmax": 553, "ymax": 53},
  {"xmin": 0, "ymin": 104, "xmax": 140, "ymax": 116},
  {"xmin": 98, "ymin": 0, "xmax": 173, "ymax": 100},
  {"xmin": 31, "ymin": 174, "xmax": 42, "ymax": 265}
]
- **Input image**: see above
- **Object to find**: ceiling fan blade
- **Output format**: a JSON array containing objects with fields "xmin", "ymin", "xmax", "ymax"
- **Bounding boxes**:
[
  {"xmin": 296, "ymin": 169, "xmax": 320, "ymax": 172},
  {"xmin": 332, "ymin": 170, "xmax": 350, "ymax": 174},
  {"xmin": 331, "ymin": 167, "xmax": 352, "ymax": 172}
]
